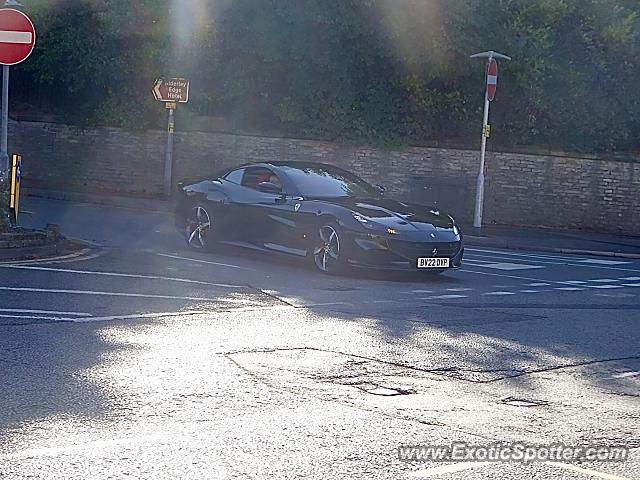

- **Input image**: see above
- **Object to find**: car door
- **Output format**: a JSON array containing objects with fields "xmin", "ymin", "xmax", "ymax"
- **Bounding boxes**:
[{"xmin": 226, "ymin": 166, "xmax": 287, "ymax": 247}]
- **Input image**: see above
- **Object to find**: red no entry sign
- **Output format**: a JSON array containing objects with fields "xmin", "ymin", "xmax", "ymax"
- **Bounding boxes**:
[
  {"xmin": 0, "ymin": 8, "xmax": 35, "ymax": 66},
  {"xmin": 486, "ymin": 58, "xmax": 498, "ymax": 101}
]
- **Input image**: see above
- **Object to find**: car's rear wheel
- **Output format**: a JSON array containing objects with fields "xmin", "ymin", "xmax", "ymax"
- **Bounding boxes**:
[
  {"xmin": 185, "ymin": 204, "xmax": 213, "ymax": 250},
  {"xmin": 313, "ymin": 223, "xmax": 344, "ymax": 274}
]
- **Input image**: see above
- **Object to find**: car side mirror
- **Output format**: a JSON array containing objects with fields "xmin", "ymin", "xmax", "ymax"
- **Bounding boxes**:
[
  {"xmin": 376, "ymin": 184, "xmax": 386, "ymax": 196},
  {"xmin": 258, "ymin": 181, "xmax": 282, "ymax": 194}
]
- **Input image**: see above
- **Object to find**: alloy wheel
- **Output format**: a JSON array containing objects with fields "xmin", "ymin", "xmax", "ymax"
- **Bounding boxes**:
[
  {"xmin": 314, "ymin": 225, "xmax": 341, "ymax": 273},
  {"xmin": 186, "ymin": 206, "xmax": 212, "ymax": 249}
]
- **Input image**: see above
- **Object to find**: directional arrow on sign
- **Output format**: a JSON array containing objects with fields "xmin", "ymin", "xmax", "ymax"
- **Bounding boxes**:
[
  {"xmin": 152, "ymin": 78, "xmax": 163, "ymax": 101},
  {"xmin": 152, "ymin": 78, "xmax": 189, "ymax": 103}
]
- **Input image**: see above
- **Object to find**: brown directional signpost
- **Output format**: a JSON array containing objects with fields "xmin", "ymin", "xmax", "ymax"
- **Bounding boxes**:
[{"xmin": 153, "ymin": 78, "xmax": 190, "ymax": 196}]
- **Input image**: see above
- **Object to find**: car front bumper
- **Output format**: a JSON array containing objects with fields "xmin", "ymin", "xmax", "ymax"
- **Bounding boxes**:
[{"xmin": 344, "ymin": 232, "xmax": 464, "ymax": 271}]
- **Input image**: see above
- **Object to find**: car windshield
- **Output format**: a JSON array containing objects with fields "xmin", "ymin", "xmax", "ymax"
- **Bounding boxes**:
[{"xmin": 280, "ymin": 165, "xmax": 379, "ymax": 198}]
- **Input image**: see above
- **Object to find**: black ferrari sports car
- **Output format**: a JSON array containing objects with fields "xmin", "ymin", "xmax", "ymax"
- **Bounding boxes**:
[{"xmin": 175, "ymin": 162, "xmax": 463, "ymax": 274}]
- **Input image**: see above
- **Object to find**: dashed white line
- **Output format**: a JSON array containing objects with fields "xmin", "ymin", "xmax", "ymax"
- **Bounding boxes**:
[
  {"xmin": 555, "ymin": 287, "xmax": 585, "ymax": 291},
  {"xmin": 589, "ymin": 279, "xmax": 620, "ymax": 283},
  {"xmin": 528, "ymin": 283, "xmax": 551, "ymax": 287},
  {"xmin": 579, "ymin": 259, "xmax": 630, "ymax": 265},
  {"xmin": 422, "ymin": 294, "xmax": 468, "ymax": 300},
  {"xmin": 588, "ymin": 285, "xmax": 624, "ymax": 289},
  {"xmin": 0, "ymin": 286, "xmax": 250, "ymax": 302},
  {"xmin": 622, "ymin": 283, "xmax": 640, "ymax": 287},
  {"xmin": 621, "ymin": 277, "xmax": 640, "ymax": 281},
  {"xmin": 610, "ymin": 371, "xmax": 640, "ymax": 379},
  {"xmin": 469, "ymin": 262, "xmax": 544, "ymax": 271},
  {"xmin": 518, "ymin": 290, "xmax": 539, "ymax": 293},
  {"xmin": 445, "ymin": 288, "xmax": 474, "ymax": 292},
  {"xmin": 157, "ymin": 253, "xmax": 252, "ymax": 270},
  {"xmin": 0, "ymin": 315, "xmax": 74, "ymax": 322},
  {"xmin": 0, "ymin": 308, "xmax": 91, "ymax": 316},
  {"xmin": 483, "ymin": 291, "xmax": 516, "ymax": 296},
  {"xmin": 562, "ymin": 280, "xmax": 588, "ymax": 284},
  {"xmin": 0, "ymin": 264, "xmax": 243, "ymax": 288}
]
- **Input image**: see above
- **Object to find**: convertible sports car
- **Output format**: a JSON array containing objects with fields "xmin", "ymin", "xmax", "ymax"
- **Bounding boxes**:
[{"xmin": 175, "ymin": 162, "xmax": 464, "ymax": 274}]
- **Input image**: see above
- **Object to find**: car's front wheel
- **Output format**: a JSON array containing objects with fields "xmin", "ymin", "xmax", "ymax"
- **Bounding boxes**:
[
  {"xmin": 313, "ymin": 223, "xmax": 345, "ymax": 274},
  {"xmin": 185, "ymin": 204, "xmax": 214, "ymax": 250}
]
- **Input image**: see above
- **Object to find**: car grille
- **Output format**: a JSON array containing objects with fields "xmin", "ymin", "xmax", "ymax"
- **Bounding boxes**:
[{"xmin": 388, "ymin": 240, "xmax": 461, "ymax": 260}]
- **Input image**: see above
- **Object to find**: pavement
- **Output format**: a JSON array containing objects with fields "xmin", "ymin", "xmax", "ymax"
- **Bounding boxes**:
[{"xmin": 0, "ymin": 191, "xmax": 638, "ymax": 479}]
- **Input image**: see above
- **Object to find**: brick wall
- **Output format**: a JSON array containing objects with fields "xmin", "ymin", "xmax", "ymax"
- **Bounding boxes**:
[{"xmin": 10, "ymin": 120, "xmax": 640, "ymax": 235}]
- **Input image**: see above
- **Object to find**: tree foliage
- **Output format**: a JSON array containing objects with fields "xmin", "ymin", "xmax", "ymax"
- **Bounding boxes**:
[{"xmin": 12, "ymin": 0, "xmax": 640, "ymax": 152}]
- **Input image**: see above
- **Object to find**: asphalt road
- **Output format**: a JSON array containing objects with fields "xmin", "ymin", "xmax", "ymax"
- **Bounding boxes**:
[{"xmin": 0, "ymin": 196, "xmax": 638, "ymax": 479}]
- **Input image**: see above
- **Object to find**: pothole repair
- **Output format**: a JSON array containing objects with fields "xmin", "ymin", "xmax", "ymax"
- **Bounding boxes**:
[{"xmin": 499, "ymin": 396, "xmax": 549, "ymax": 407}]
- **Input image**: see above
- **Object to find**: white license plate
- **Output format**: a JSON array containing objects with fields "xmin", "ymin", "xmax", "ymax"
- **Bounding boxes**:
[{"xmin": 417, "ymin": 257, "xmax": 450, "ymax": 269}]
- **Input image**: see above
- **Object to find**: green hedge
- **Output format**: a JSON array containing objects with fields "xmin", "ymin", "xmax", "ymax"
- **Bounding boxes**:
[{"xmin": 12, "ymin": 0, "xmax": 640, "ymax": 153}]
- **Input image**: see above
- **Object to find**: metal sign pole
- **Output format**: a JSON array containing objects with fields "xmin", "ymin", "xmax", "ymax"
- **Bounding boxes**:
[
  {"xmin": 0, "ymin": 64, "xmax": 8, "ymax": 180},
  {"xmin": 163, "ymin": 107, "xmax": 175, "ymax": 197},
  {"xmin": 473, "ymin": 88, "xmax": 490, "ymax": 231},
  {"xmin": 469, "ymin": 50, "xmax": 510, "ymax": 234}
]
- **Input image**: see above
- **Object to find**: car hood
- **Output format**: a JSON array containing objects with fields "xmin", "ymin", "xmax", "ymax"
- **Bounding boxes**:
[{"xmin": 325, "ymin": 196, "xmax": 455, "ymax": 231}]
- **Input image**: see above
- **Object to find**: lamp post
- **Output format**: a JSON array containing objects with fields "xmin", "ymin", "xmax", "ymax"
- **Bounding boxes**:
[{"xmin": 470, "ymin": 50, "xmax": 510, "ymax": 234}]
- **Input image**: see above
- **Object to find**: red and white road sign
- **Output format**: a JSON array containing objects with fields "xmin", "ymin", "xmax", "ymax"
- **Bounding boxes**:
[
  {"xmin": 0, "ymin": 8, "xmax": 35, "ymax": 66},
  {"xmin": 486, "ymin": 58, "xmax": 498, "ymax": 101}
]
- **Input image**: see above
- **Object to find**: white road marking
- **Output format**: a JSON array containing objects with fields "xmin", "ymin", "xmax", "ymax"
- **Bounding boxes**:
[
  {"xmin": 466, "ymin": 250, "xmax": 640, "ymax": 273},
  {"xmin": 547, "ymin": 461, "xmax": 632, "ymax": 480},
  {"xmin": 157, "ymin": 253, "xmax": 251, "ymax": 270},
  {"xmin": 422, "ymin": 294, "xmax": 468, "ymax": 300},
  {"xmin": 0, "ymin": 249, "xmax": 93, "ymax": 265},
  {"xmin": 0, "ymin": 315, "xmax": 74, "ymax": 321},
  {"xmin": 71, "ymin": 310, "xmax": 211, "ymax": 323},
  {"xmin": 518, "ymin": 290, "xmax": 539, "ymax": 293},
  {"xmin": 302, "ymin": 302, "xmax": 353, "ymax": 307},
  {"xmin": 555, "ymin": 287, "xmax": 585, "ymax": 291},
  {"xmin": 596, "ymin": 293, "xmax": 636, "ymax": 298},
  {"xmin": 465, "ymin": 253, "xmax": 569, "ymax": 267},
  {"xmin": 0, "ymin": 286, "xmax": 250, "ymax": 302},
  {"xmin": 621, "ymin": 276, "xmax": 640, "ymax": 281},
  {"xmin": 563, "ymin": 280, "xmax": 588, "ymax": 284},
  {"xmin": 610, "ymin": 371, "xmax": 640, "ymax": 379},
  {"xmin": 410, "ymin": 289, "xmax": 433, "ymax": 294},
  {"xmin": 589, "ymin": 278, "xmax": 620, "ymax": 283},
  {"xmin": 465, "ymin": 247, "xmax": 582, "ymax": 262},
  {"xmin": 579, "ymin": 259, "xmax": 630, "ymax": 265},
  {"xmin": 0, "ymin": 264, "xmax": 241, "ymax": 288},
  {"xmin": 0, "ymin": 435, "xmax": 169, "ymax": 459},
  {"xmin": 468, "ymin": 262, "xmax": 544, "ymax": 271},
  {"xmin": 622, "ymin": 283, "xmax": 640, "ymax": 287},
  {"xmin": 483, "ymin": 291, "xmax": 516, "ymax": 296},
  {"xmin": 0, "ymin": 308, "xmax": 91, "ymax": 316},
  {"xmin": 588, "ymin": 285, "xmax": 624, "ymax": 289},
  {"xmin": 462, "ymin": 268, "xmax": 636, "ymax": 289},
  {"xmin": 0, "ymin": 30, "xmax": 33, "ymax": 44},
  {"xmin": 445, "ymin": 288, "xmax": 474, "ymax": 292},
  {"xmin": 412, "ymin": 462, "xmax": 486, "ymax": 477}
]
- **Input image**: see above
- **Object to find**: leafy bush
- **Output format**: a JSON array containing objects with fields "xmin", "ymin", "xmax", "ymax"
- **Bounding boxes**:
[{"xmin": 12, "ymin": 0, "xmax": 640, "ymax": 153}]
